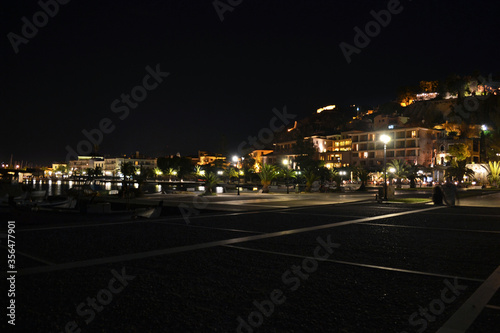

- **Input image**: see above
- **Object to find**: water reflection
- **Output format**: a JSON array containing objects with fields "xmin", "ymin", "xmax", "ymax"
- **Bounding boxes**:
[{"xmin": 23, "ymin": 180, "xmax": 200, "ymax": 196}]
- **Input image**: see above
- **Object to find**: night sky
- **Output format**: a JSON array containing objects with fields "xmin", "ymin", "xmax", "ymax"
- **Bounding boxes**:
[{"xmin": 2, "ymin": 0, "xmax": 499, "ymax": 165}]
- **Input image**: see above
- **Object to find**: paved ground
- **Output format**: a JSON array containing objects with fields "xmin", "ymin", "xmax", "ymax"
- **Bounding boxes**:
[{"xmin": 2, "ymin": 192, "xmax": 499, "ymax": 332}]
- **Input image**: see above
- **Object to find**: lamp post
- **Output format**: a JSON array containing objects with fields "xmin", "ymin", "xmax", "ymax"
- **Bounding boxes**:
[
  {"xmin": 282, "ymin": 159, "xmax": 289, "ymax": 194},
  {"xmin": 232, "ymin": 156, "xmax": 240, "ymax": 195},
  {"xmin": 380, "ymin": 134, "xmax": 391, "ymax": 201}
]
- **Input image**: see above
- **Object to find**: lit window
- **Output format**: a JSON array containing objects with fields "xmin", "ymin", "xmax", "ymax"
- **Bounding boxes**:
[
  {"xmin": 363, "ymin": 152, "xmax": 368, "ymax": 158},
  {"xmin": 411, "ymin": 131, "xmax": 417, "ymax": 138}
]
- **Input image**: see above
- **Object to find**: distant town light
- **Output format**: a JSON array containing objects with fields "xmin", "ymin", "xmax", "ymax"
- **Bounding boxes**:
[
  {"xmin": 317, "ymin": 105, "xmax": 336, "ymax": 113},
  {"xmin": 481, "ymin": 124, "xmax": 487, "ymax": 131}
]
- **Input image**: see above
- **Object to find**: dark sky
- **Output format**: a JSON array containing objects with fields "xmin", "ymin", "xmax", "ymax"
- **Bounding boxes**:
[{"xmin": 2, "ymin": 0, "xmax": 499, "ymax": 165}]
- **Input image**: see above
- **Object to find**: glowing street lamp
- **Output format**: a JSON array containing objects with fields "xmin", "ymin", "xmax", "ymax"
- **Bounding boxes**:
[
  {"xmin": 282, "ymin": 159, "xmax": 290, "ymax": 194},
  {"xmin": 232, "ymin": 156, "xmax": 240, "ymax": 196},
  {"xmin": 380, "ymin": 134, "xmax": 391, "ymax": 201}
]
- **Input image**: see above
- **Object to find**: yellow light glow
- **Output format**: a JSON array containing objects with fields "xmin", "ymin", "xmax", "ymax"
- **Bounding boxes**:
[
  {"xmin": 317, "ymin": 105, "xmax": 336, "ymax": 113},
  {"xmin": 380, "ymin": 134, "xmax": 391, "ymax": 144}
]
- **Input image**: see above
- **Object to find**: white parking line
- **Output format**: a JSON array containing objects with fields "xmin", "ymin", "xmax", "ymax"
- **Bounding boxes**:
[
  {"xmin": 0, "ymin": 245, "xmax": 54, "ymax": 265},
  {"xmin": 277, "ymin": 211, "xmax": 368, "ymax": 219},
  {"xmin": 485, "ymin": 304, "xmax": 500, "ymax": 311},
  {"xmin": 149, "ymin": 221, "xmax": 264, "ymax": 234},
  {"xmin": 361, "ymin": 223, "xmax": 500, "ymax": 234},
  {"xmin": 18, "ymin": 206, "xmax": 443, "ymax": 276},
  {"xmin": 437, "ymin": 265, "xmax": 500, "ymax": 333},
  {"xmin": 223, "ymin": 245, "xmax": 485, "ymax": 282}
]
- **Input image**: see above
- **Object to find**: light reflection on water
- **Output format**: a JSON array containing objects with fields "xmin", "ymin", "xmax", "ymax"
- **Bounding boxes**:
[{"xmin": 24, "ymin": 180, "xmax": 196, "ymax": 196}]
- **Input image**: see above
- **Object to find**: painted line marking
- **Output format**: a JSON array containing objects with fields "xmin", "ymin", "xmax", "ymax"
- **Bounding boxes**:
[
  {"xmin": 423, "ymin": 212, "xmax": 500, "ymax": 218},
  {"xmin": 149, "ymin": 221, "xmax": 264, "ymax": 234},
  {"xmin": 0, "ymin": 245, "xmax": 54, "ymax": 265},
  {"xmin": 18, "ymin": 206, "xmax": 444, "ymax": 276},
  {"xmin": 485, "ymin": 304, "xmax": 500, "ymax": 311},
  {"xmin": 223, "ymin": 245, "xmax": 485, "ymax": 282},
  {"xmin": 16, "ymin": 220, "xmax": 150, "ymax": 232},
  {"xmin": 277, "ymin": 211, "xmax": 368, "ymax": 219},
  {"xmin": 361, "ymin": 223, "xmax": 500, "ymax": 234},
  {"xmin": 437, "ymin": 265, "xmax": 500, "ymax": 333}
]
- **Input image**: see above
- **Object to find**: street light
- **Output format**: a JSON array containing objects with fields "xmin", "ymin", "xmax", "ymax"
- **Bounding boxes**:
[
  {"xmin": 380, "ymin": 134, "xmax": 391, "ymax": 201},
  {"xmin": 282, "ymin": 159, "xmax": 290, "ymax": 194},
  {"xmin": 232, "ymin": 156, "xmax": 240, "ymax": 195}
]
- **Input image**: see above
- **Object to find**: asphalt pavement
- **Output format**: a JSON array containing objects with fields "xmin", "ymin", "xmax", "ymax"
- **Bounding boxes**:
[{"xmin": 2, "ymin": 192, "xmax": 500, "ymax": 332}]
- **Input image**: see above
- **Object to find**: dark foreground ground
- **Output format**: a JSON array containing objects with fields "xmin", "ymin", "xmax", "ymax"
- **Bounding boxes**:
[{"xmin": 1, "ymin": 194, "xmax": 500, "ymax": 332}]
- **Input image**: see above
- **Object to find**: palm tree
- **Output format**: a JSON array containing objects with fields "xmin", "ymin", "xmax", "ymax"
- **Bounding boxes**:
[
  {"xmin": 280, "ymin": 167, "xmax": 297, "ymax": 194},
  {"xmin": 406, "ymin": 165, "xmax": 425, "ymax": 188},
  {"xmin": 258, "ymin": 164, "xmax": 278, "ymax": 193},
  {"xmin": 194, "ymin": 165, "xmax": 204, "ymax": 177},
  {"xmin": 303, "ymin": 168, "xmax": 320, "ymax": 192},
  {"xmin": 202, "ymin": 172, "xmax": 220, "ymax": 195},
  {"xmin": 485, "ymin": 161, "xmax": 500, "ymax": 187},
  {"xmin": 120, "ymin": 162, "xmax": 136, "ymax": 198},
  {"xmin": 447, "ymin": 159, "xmax": 474, "ymax": 182},
  {"xmin": 387, "ymin": 159, "xmax": 409, "ymax": 188},
  {"xmin": 224, "ymin": 167, "xmax": 238, "ymax": 183},
  {"xmin": 165, "ymin": 168, "xmax": 178, "ymax": 180},
  {"xmin": 329, "ymin": 168, "xmax": 342, "ymax": 191},
  {"xmin": 353, "ymin": 166, "xmax": 369, "ymax": 191},
  {"xmin": 153, "ymin": 167, "xmax": 163, "ymax": 179}
]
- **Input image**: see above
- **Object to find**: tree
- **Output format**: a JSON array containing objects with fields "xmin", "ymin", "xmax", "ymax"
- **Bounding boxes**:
[
  {"xmin": 157, "ymin": 156, "xmax": 194, "ymax": 179},
  {"xmin": 165, "ymin": 168, "xmax": 179, "ymax": 179},
  {"xmin": 202, "ymin": 172, "xmax": 220, "ymax": 195},
  {"xmin": 387, "ymin": 159, "xmax": 409, "ymax": 188},
  {"xmin": 153, "ymin": 167, "xmax": 163, "ymax": 179},
  {"xmin": 294, "ymin": 137, "xmax": 319, "ymax": 170},
  {"xmin": 353, "ymin": 167, "xmax": 369, "ymax": 191},
  {"xmin": 420, "ymin": 80, "xmax": 439, "ymax": 93},
  {"xmin": 302, "ymin": 168, "xmax": 320, "ymax": 192},
  {"xmin": 120, "ymin": 162, "xmax": 136, "ymax": 178},
  {"xmin": 447, "ymin": 160, "xmax": 474, "ymax": 182},
  {"xmin": 407, "ymin": 165, "xmax": 425, "ymax": 188},
  {"xmin": 257, "ymin": 164, "xmax": 278, "ymax": 193},
  {"xmin": 135, "ymin": 166, "xmax": 154, "ymax": 193},
  {"xmin": 224, "ymin": 167, "xmax": 238, "ymax": 183},
  {"xmin": 120, "ymin": 162, "xmax": 136, "ymax": 198},
  {"xmin": 447, "ymin": 143, "xmax": 471, "ymax": 162},
  {"xmin": 241, "ymin": 155, "xmax": 256, "ymax": 183},
  {"xmin": 55, "ymin": 165, "xmax": 68, "ymax": 174},
  {"xmin": 280, "ymin": 167, "xmax": 297, "ymax": 194},
  {"xmin": 484, "ymin": 161, "xmax": 500, "ymax": 187},
  {"xmin": 328, "ymin": 168, "xmax": 342, "ymax": 191},
  {"xmin": 446, "ymin": 143, "xmax": 472, "ymax": 182}
]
